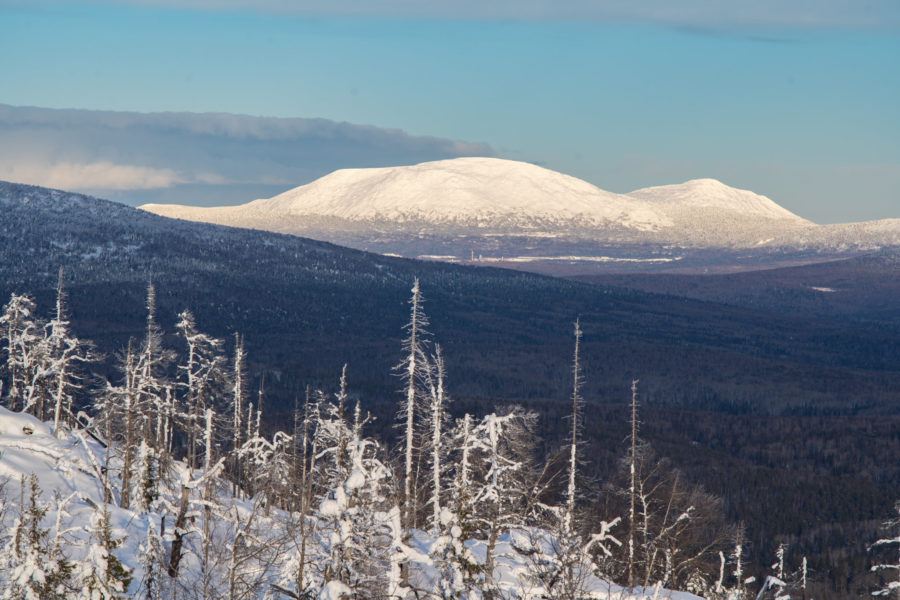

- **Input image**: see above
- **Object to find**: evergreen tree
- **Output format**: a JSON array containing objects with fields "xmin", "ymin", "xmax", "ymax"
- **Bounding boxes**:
[
  {"xmin": 73, "ymin": 502, "xmax": 132, "ymax": 600},
  {"xmin": 471, "ymin": 409, "xmax": 538, "ymax": 599},
  {"xmin": 1, "ymin": 294, "xmax": 48, "ymax": 416},
  {"xmin": 138, "ymin": 516, "xmax": 165, "ymax": 600},
  {"xmin": 430, "ymin": 413, "xmax": 482, "ymax": 599},
  {"xmin": 175, "ymin": 309, "xmax": 225, "ymax": 473},
  {"xmin": 1, "ymin": 475, "xmax": 74, "ymax": 600}
]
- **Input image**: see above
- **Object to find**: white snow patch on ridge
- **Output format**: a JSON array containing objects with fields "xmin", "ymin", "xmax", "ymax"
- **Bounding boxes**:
[{"xmin": 468, "ymin": 255, "xmax": 682, "ymax": 264}]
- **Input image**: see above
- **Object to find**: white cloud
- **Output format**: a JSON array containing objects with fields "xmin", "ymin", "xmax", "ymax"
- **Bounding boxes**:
[
  {"xmin": 0, "ymin": 161, "xmax": 186, "ymax": 191},
  {"xmin": 0, "ymin": 104, "xmax": 492, "ymax": 203}
]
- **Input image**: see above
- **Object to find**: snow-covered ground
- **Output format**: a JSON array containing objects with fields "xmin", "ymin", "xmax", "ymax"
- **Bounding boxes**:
[{"xmin": 0, "ymin": 406, "xmax": 705, "ymax": 599}]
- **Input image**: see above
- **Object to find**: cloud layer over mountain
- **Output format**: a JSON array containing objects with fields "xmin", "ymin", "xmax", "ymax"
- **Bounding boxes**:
[{"xmin": 0, "ymin": 104, "xmax": 492, "ymax": 206}]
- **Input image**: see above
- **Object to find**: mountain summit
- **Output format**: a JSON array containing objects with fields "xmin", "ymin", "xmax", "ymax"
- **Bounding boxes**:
[
  {"xmin": 628, "ymin": 178, "xmax": 809, "ymax": 223},
  {"xmin": 144, "ymin": 157, "xmax": 671, "ymax": 232}
]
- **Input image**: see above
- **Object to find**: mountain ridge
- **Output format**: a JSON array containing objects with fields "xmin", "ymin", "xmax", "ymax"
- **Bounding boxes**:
[
  {"xmin": 141, "ymin": 157, "xmax": 809, "ymax": 229},
  {"xmin": 144, "ymin": 157, "xmax": 672, "ymax": 231},
  {"xmin": 139, "ymin": 157, "xmax": 900, "ymax": 274}
]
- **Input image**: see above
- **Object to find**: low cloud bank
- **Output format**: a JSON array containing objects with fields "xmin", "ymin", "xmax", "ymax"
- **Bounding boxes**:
[{"xmin": 0, "ymin": 104, "xmax": 493, "ymax": 206}]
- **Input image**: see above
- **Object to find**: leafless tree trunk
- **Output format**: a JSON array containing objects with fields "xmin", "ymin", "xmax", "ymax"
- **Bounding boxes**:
[
  {"xmin": 628, "ymin": 378, "xmax": 639, "ymax": 589},
  {"xmin": 167, "ymin": 486, "xmax": 191, "ymax": 578},
  {"xmin": 565, "ymin": 319, "xmax": 582, "ymax": 534}
]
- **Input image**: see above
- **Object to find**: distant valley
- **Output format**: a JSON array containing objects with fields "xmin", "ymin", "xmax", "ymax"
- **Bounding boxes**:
[
  {"xmin": 576, "ymin": 249, "xmax": 900, "ymax": 325},
  {"xmin": 141, "ymin": 157, "xmax": 900, "ymax": 275}
]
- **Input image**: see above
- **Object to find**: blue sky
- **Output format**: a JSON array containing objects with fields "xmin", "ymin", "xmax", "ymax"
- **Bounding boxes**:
[{"xmin": 0, "ymin": 1, "xmax": 897, "ymax": 223}]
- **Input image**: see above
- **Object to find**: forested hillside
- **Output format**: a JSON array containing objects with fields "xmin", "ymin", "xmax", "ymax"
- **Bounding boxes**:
[
  {"xmin": 2, "ymin": 181, "xmax": 900, "ymax": 597},
  {"xmin": 0, "ymin": 280, "xmax": 722, "ymax": 599},
  {"xmin": 574, "ymin": 250, "xmax": 900, "ymax": 325}
]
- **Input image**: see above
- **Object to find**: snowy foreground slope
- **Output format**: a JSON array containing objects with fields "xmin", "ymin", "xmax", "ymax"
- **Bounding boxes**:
[{"xmin": 0, "ymin": 407, "xmax": 703, "ymax": 600}]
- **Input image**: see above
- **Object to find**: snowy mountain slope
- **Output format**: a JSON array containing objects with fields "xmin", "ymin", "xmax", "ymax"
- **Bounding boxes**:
[
  {"xmin": 141, "ymin": 157, "xmax": 815, "ymax": 242},
  {"xmin": 143, "ymin": 157, "xmax": 673, "ymax": 232},
  {"xmin": 0, "ymin": 408, "xmax": 153, "ymax": 595},
  {"xmin": 624, "ymin": 178, "xmax": 814, "ymax": 247},
  {"xmin": 140, "ymin": 157, "xmax": 900, "ymax": 273},
  {"xmin": 627, "ymin": 179, "xmax": 900, "ymax": 250},
  {"xmin": 0, "ymin": 408, "xmax": 102, "ymax": 501},
  {"xmin": 793, "ymin": 218, "xmax": 900, "ymax": 249},
  {"xmin": 627, "ymin": 178, "xmax": 808, "ymax": 223}
]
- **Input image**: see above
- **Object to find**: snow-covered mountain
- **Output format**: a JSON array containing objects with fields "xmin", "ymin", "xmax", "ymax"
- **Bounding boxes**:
[
  {"xmin": 247, "ymin": 157, "xmax": 673, "ymax": 231},
  {"xmin": 142, "ymin": 158, "xmax": 673, "ymax": 233},
  {"xmin": 140, "ymin": 157, "xmax": 807, "ymax": 239},
  {"xmin": 140, "ymin": 157, "xmax": 900, "ymax": 274}
]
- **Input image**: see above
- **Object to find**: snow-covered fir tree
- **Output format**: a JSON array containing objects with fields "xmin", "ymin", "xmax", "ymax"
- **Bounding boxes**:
[
  {"xmin": 1, "ymin": 475, "xmax": 74, "ymax": 600},
  {"xmin": 1, "ymin": 294, "xmax": 42, "ymax": 414},
  {"xmin": 73, "ymin": 501, "xmax": 132, "ymax": 600}
]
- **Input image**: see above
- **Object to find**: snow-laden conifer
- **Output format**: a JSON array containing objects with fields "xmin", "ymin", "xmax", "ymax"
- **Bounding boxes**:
[
  {"xmin": 137, "ymin": 515, "xmax": 165, "ymax": 600},
  {"xmin": 1, "ymin": 475, "xmax": 74, "ymax": 600},
  {"xmin": 73, "ymin": 502, "xmax": 131, "ymax": 600},
  {"xmin": 628, "ymin": 379, "xmax": 640, "ymax": 589},
  {"xmin": 565, "ymin": 319, "xmax": 583, "ymax": 535},
  {"xmin": 469, "ymin": 408, "xmax": 539, "ymax": 598},
  {"xmin": 425, "ymin": 345, "xmax": 448, "ymax": 535},
  {"xmin": 136, "ymin": 280, "xmax": 174, "ymax": 459},
  {"xmin": 1, "ymin": 283, "xmax": 93, "ymax": 430},
  {"xmin": 1, "ymin": 294, "xmax": 40, "ymax": 413},
  {"xmin": 230, "ymin": 333, "xmax": 246, "ymax": 497}
]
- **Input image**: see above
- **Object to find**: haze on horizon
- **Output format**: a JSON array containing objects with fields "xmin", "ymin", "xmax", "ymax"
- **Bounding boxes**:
[{"xmin": 0, "ymin": 0, "xmax": 897, "ymax": 224}]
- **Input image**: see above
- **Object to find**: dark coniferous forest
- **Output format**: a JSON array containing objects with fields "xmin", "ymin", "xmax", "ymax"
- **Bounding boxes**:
[{"xmin": 2, "ymin": 181, "xmax": 900, "ymax": 598}]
